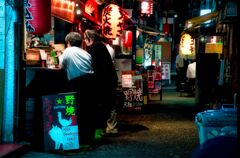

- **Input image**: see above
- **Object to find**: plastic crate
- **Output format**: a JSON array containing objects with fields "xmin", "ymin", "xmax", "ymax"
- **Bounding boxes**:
[{"xmin": 195, "ymin": 104, "xmax": 237, "ymax": 144}]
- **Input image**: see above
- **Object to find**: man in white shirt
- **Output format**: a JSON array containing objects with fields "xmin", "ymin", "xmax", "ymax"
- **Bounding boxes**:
[
  {"xmin": 186, "ymin": 61, "xmax": 196, "ymax": 79},
  {"xmin": 58, "ymin": 32, "xmax": 93, "ymax": 80},
  {"xmin": 186, "ymin": 60, "xmax": 196, "ymax": 95},
  {"xmin": 58, "ymin": 32, "xmax": 96, "ymax": 146}
]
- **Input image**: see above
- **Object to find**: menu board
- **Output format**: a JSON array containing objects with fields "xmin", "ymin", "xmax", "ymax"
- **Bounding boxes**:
[{"xmin": 42, "ymin": 92, "xmax": 79, "ymax": 151}]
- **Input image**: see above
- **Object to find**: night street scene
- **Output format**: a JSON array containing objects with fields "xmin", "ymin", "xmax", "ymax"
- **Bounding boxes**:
[{"xmin": 0, "ymin": 0, "xmax": 238, "ymax": 158}]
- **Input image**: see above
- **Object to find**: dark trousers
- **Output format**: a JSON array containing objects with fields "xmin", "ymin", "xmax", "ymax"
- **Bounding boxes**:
[
  {"xmin": 94, "ymin": 81, "xmax": 117, "ymax": 129},
  {"xmin": 68, "ymin": 74, "xmax": 96, "ymax": 145},
  {"xmin": 186, "ymin": 78, "xmax": 195, "ymax": 94},
  {"xmin": 176, "ymin": 68, "xmax": 186, "ymax": 89}
]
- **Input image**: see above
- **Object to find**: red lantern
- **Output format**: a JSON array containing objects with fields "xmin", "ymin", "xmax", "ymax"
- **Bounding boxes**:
[
  {"xmin": 25, "ymin": 0, "xmax": 51, "ymax": 35},
  {"xmin": 102, "ymin": 4, "xmax": 124, "ymax": 39},
  {"xmin": 123, "ymin": 30, "xmax": 132, "ymax": 48}
]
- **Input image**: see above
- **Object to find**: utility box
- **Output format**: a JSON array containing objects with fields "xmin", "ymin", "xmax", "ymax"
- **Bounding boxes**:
[{"xmin": 195, "ymin": 104, "xmax": 237, "ymax": 144}]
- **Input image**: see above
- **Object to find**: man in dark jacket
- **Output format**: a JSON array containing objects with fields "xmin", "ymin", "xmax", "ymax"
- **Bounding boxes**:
[{"xmin": 84, "ymin": 29, "xmax": 118, "ymax": 133}]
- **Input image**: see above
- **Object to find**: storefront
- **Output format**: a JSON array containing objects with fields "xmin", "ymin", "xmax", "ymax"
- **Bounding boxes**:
[
  {"xmin": 19, "ymin": 0, "xmax": 177, "ymax": 150},
  {"xmin": 1, "ymin": 0, "xmax": 238, "ymax": 153},
  {"xmin": 181, "ymin": 0, "xmax": 238, "ymax": 106}
]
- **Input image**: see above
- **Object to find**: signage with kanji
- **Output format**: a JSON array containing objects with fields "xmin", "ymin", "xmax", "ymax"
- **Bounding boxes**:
[
  {"xmin": 147, "ymin": 66, "xmax": 162, "ymax": 93},
  {"xmin": 122, "ymin": 73, "xmax": 144, "ymax": 111},
  {"xmin": 42, "ymin": 92, "xmax": 79, "ymax": 151},
  {"xmin": 123, "ymin": 87, "xmax": 143, "ymax": 111},
  {"xmin": 162, "ymin": 62, "xmax": 171, "ymax": 84}
]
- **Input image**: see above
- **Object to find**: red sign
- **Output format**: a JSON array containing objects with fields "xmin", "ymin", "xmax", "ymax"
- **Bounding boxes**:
[{"xmin": 141, "ymin": 0, "xmax": 153, "ymax": 16}]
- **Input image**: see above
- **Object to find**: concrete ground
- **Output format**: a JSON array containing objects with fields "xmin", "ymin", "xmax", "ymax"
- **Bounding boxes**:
[{"xmin": 20, "ymin": 88, "xmax": 201, "ymax": 158}]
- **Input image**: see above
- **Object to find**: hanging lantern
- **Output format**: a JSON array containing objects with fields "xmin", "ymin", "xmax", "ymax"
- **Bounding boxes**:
[
  {"xmin": 25, "ymin": 0, "xmax": 51, "ymax": 35},
  {"xmin": 123, "ymin": 30, "xmax": 132, "ymax": 48},
  {"xmin": 102, "ymin": 4, "xmax": 124, "ymax": 39},
  {"xmin": 180, "ymin": 33, "xmax": 195, "ymax": 55}
]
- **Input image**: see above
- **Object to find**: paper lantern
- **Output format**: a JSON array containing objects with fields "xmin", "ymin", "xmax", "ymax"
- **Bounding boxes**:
[
  {"xmin": 102, "ymin": 4, "xmax": 124, "ymax": 39},
  {"xmin": 123, "ymin": 30, "xmax": 132, "ymax": 48},
  {"xmin": 25, "ymin": 0, "xmax": 51, "ymax": 35},
  {"xmin": 180, "ymin": 33, "xmax": 195, "ymax": 55}
]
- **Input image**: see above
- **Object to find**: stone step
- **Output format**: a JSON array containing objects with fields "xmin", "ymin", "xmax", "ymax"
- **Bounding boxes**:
[{"xmin": 0, "ymin": 143, "xmax": 29, "ymax": 157}]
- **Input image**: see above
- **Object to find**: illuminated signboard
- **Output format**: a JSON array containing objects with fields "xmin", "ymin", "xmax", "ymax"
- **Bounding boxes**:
[
  {"xmin": 51, "ymin": 0, "xmax": 76, "ymax": 23},
  {"xmin": 205, "ymin": 43, "xmax": 223, "ymax": 54},
  {"xmin": 141, "ymin": 0, "xmax": 153, "ymax": 16},
  {"xmin": 42, "ymin": 92, "xmax": 79, "ymax": 151},
  {"xmin": 204, "ymin": 36, "xmax": 223, "ymax": 54}
]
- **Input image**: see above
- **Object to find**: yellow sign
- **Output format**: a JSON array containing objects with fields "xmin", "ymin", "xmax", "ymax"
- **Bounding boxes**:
[{"xmin": 205, "ymin": 43, "xmax": 223, "ymax": 54}]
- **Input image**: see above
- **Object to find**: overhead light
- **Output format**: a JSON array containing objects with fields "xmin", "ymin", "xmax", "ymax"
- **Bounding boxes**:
[{"xmin": 76, "ymin": 9, "xmax": 82, "ymax": 15}]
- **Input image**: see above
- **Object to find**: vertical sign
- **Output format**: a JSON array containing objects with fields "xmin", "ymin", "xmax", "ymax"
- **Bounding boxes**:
[
  {"xmin": 154, "ymin": 44, "xmax": 162, "ymax": 66},
  {"xmin": 42, "ymin": 92, "xmax": 79, "ymax": 151},
  {"xmin": 143, "ymin": 39, "xmax": 153, "ymax": 67},
  {"xmin": 162, "ymin": 62, "xmax": 171, "ymax": 84}
]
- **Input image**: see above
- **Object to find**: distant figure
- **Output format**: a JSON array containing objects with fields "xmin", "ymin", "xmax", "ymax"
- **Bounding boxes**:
[
  {"xmin": 175, "ymin": 53, "xmax": 187, "ymax": 91},
  {"xmin": 186, "ymin": 60, "xmax": 196, "ymax": 79},
  {"xmin": 186, "ymin": 59, "xmax": 196, "ymax": 94}
]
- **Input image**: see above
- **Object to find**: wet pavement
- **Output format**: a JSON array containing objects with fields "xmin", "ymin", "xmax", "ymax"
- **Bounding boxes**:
[{"xmin": 20, "ymin": 89, "xmax": 200, "ymax": 158}]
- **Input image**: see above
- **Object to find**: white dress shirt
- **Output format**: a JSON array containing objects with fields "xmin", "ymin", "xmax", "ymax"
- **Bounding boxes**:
[
  {"xmin": 59, "ymin": 46, "xmax": 93, "ymax": 80},
  {"xmin": 186, "ymin": 62, "xmax": 196, "ymax": 79}
]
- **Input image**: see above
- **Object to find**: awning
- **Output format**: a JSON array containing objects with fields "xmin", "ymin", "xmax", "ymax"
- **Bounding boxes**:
[{"xmin": 184, "ymin": 11, "xmax": 219, "ymax": 30}]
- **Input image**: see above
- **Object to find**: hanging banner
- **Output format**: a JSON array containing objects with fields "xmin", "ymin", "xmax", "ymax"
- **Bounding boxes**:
[
  {"xmin": 42, "ymin": 92, "xmax": 79, "ymax": 151},
  {"xmin": 143, "ymin": 39, "xmax": 154, "ymax": 67},
  {"xmin": 162, "ymin": 62, "xmax": 171, "ymax": 84},
  {"xmin": 154, "ymin": 44, "xmax": 162, "ymax": 66}
]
